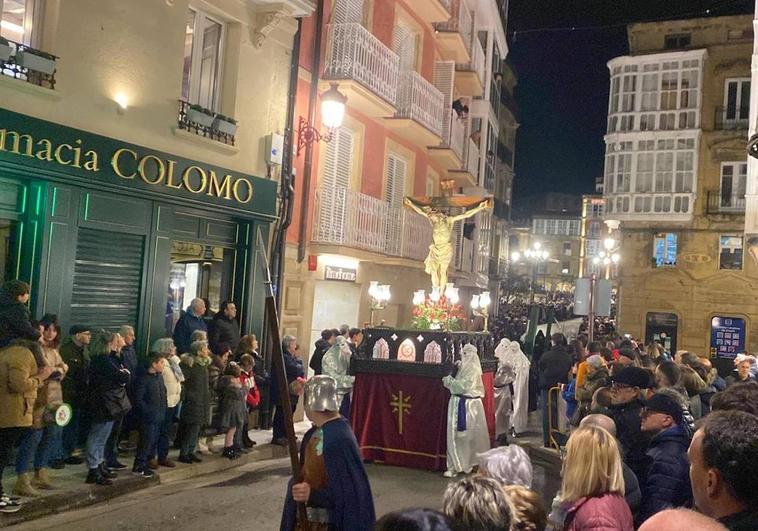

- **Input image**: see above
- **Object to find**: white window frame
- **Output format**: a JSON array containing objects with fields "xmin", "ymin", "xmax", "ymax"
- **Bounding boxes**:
[
  {"xmin": 719, "ymin": 234, "xmax": 743, "ymax": 271},
  {"xmin": 723, "ymin": 78, "xmax": 750, "ymax": 125},
  {"xmin": 184, "ymin": 7, "xmax": 226, "ymax": 112},
  {"xmin": 0, "ymin": 0, "xmax": 43, "ymax": 46},
  {"xmin": 719, "ymin": 161, "xmax": 747, "ymax": 211}
]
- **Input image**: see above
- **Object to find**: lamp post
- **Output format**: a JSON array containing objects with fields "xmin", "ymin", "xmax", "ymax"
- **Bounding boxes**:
[
  {"xmin": 470, "ymin": 291, "xmax": 491, "ymax": 331},
  {"xmin": 368, "ymin": 280, "xmax": 391, "ymax": 326},
  {"xmin": 511, "ymin": 242, "xmax": 550, "ymax": 304},
  {"xmin": 592, "ymin": 236, "xmax": 621, "ymax": 280},
  {"xmin": 296, "ymin": 83, "xmax": 347, "ymax": 155}
]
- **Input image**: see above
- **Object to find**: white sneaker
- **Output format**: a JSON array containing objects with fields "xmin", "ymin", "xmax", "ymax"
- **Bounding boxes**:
[{"xmin": 0, "ymin": 496, "xmax": 21, "ymax": 513}]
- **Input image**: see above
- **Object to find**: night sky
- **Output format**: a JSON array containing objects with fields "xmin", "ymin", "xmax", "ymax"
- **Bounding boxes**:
[{"xmin": 507, "ymin": 0, "xmax": 754, "ymax": 214}]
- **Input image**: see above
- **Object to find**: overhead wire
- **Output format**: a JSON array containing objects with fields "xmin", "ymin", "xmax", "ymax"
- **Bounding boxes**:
[{"xmin": 509, "ymin": 0, "xmax": 751, "ymax": 41}]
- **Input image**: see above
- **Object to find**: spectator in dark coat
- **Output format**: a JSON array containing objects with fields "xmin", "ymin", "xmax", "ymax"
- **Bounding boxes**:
[
  {"xmin": 178, "ymin": 340, "xmax": 211, "ymax": 464},
  {"xmin": 85, "ymin": 330, "xmax": 131, "ymax": 486},
  {"xmin": 271, "ymin": 335, "xmax": 304, "ymax": 446},
  {"xmin": 209, "ymin": 301, "xmax": 241, "ymax": 353},
  {"xmin": 609, "ymin": 367, "xmax": 652, "ymax": 487},
  {"xmin": 0, "ymin": 280, "xmax": 40, "ymax": 348},
  {"xmin": 348, "ymin": 328, "xmax": 364, "ymax": 358},
  {"xmin": 636, "ymin": 393, "xmax": 692, "ymax": 525},
  {"xmin": 172, "ymin": 298, "xmax": 207, "ymax": 354},
  {"xmin": 131, "ymin": 355, "xmax": 167, "ymax": 477},
  {"xmin": 309, "ymin": 329, "xmax": 334, "ymax": 376},
  {"xmin": 537, "ymin": 333, "xmax": 572, "ymax": 446},
  {"xmin": 59, "ymin": 325, "xmax": 91, "ymax": 465}
]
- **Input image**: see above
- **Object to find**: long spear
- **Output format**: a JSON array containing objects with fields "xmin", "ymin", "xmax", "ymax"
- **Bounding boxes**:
[{"xmin": 257, "ymin": 229, "xmax": 307, "ymax": 529}]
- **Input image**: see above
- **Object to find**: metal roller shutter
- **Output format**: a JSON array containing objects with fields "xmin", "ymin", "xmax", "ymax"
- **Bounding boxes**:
[{"xmin": 70, "ymin": 227, "xmax": 144, "ymax": 331}]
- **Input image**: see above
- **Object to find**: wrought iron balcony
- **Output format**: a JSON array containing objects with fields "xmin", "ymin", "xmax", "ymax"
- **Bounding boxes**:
[
  {"xmin": 455, "ymin": 37, "xmax": 485, "ymax": 88},
  {"xmin": 323, "ymin": 23, "xmax": 400, "ymax": 108},
  {"xmin": 440, "ymin": 109, "xmax": 466, "ymax": 161},
  {"xmin": 0, "ymin": 38, "xmax": 57, "ymax": 89},
  {"xmin": 396, "ymin": 71, "xmax": 445, "ymax": 137},
  {"xmin": 714, "ymin": 106, "xmax": 749, "ymax": 131},
  {"xmin": 433, "ymin": 0, "xmax": 474, "ymax": 62},
  {"xmin": 706, "ymin": 190, "xmax": 745, "ymax": 214},
  {"xmin": 312, "ymin": 185, "xmax": 432, "ymax": 262},
  {"xmin": 177, "ymin": 100, "xmax": 236, "ymax": 145}
]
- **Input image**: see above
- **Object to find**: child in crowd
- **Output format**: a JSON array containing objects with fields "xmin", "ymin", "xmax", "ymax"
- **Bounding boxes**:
[
  {"xmin": 239, "ymin": 354, "xmax": 260, "ymax": 447},
  {"xmin": 218, "ymin": 362, "xmax": 248, "ymax": 459}
]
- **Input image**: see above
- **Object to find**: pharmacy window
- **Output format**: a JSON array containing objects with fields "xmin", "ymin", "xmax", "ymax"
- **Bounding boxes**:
[
  {"xmin": 182, "ymin": 7, "xmax": 225, "ymax": 111},
  {"xmin": 653, "ymin": 233, "xmax": 677, "ymax": 267},
  {"xmin": 719, "ymin": 235, "xmax": 743, "ymax": 271},
  {"xmin": 0, "ymin": 0, "xmax": 43, "ymax": 46}
]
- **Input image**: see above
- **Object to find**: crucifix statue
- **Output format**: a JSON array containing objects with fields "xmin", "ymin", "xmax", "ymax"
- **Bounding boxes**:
[{"xmin": 404, "ymin": 195, "xmax": 493, "ymax": 289}]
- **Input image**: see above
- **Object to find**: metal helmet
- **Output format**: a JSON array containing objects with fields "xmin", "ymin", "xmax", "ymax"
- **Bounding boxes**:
[{"xmin": 304, "ymin": 375, "xmax": 339, "ymax": 412}]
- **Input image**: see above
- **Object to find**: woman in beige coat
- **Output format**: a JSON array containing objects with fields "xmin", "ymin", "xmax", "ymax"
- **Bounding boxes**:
[{"xmin": 14, "ymin": 316, "xmax": 68, "ymax": 496}]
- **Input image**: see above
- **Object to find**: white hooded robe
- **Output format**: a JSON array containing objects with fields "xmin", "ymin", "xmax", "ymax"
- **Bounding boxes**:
[{"xmin": 442, "ymin": 344, "xmax": 490, "ymax": 475}]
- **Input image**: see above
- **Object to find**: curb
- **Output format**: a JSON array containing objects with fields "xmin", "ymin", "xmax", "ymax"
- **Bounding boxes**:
[{"xmin": 0, "ymin": 443, "xmax": 288, "ymax": 527}]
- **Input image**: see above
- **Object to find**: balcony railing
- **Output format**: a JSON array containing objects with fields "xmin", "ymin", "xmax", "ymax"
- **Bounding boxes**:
[
  {"xmin": 396, "ymin": 71, "xmax": 445, "ymax": 137},
  {"xmin": 177, "ymin": 100, "xmax": 237, "ymax": 145},
  {"xmin": 464, "ymin": 137, "xmax": 480, "ymax": 178},
  {"xmin": 323, "ymin": 23, "xmax": 400, "ymax": 107},
  {"xmin": 714, "ymin": 106, "xmax": 749, "ymax": 131},
  {"xmin": 439, "ymin": 109, "xmax": 466, "ymax": 161},
  {"xmin": 0, "ymin": 38, "xmax": 57, "ymax": 89},
  {"xmin": 312, "ymin": 185, "xmax": 432, "ymax": 262},
  {"xmin": 456, "ymin": 38, "xmax": 485, "ymax": 86},
  {"xmin": 433, "ymin": 0, "xmax": 473, "ymax": 55},
  {"xmin": 706, "ymin": 190, "xmax": 746, "ymax": 214}
]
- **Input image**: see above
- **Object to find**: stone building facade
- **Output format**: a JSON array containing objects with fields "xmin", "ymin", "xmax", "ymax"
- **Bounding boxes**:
[{"xmin": 604, "ymin": 15, "xmax": 754, "ymax": 368}]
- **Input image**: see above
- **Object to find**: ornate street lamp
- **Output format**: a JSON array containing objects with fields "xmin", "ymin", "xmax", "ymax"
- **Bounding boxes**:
[
  {"xmin": 471, "ymin": 291, "xmax": 491, "ymax": 331},
  {"xmin": 511, "ymin": 242, "xmax": 550, "ymax": 304},
  {"xmin": 297, "ymin": 83, "xmax": 347, "ymax": 155},
  {"xmin": 368, "ymin": 280, "xmax": 391, "ymax": 326}
]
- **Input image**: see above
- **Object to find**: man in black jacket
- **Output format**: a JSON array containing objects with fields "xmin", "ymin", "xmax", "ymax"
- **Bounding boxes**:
[
  {"xmin": 309, "ymin": 329, "xmax": 335, "ymax": 376},
  {"xmin": 271, "ymin": 335, "xmax": 304, "ymax": 446},
  {"xmin": 637, "ymin": 392, "xmax": 692, "ymax": 525},
  {"xmin": 0, "ymin": 280, "xmax": 40, "ymax": 348},
  {"xmin": 609, "ymin": 366, "xmax": 652, "ymax": 486},
  {"xmin": 537, "ymin": 333, "xmax": 572, "ymax": 446},
  {"xmin": 209, "ymin": 301, "xmax": 241, "ymax": 353}
]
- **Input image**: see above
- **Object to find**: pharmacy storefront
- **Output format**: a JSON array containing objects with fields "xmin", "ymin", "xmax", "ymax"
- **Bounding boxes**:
[{"xmin": 0, "ymin": 108, "xmax": 276, "ymax": 353}]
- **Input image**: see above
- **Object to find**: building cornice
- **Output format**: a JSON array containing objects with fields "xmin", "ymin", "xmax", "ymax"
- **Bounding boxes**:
[{"xmin": 607, "ymin": 48, "xmax": 708, "ymax": 70}]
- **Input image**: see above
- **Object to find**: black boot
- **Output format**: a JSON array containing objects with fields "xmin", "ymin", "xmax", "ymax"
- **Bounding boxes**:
[
  {"xmin": 222, "ymin": 447, "xmax": 240, "ymax": 460},
  {"xmin": 99, "ymin": 463, "xmax": 117, "ymax": 479},
  {"xmin": 86, "ymin": 468, "xmax": 113, "ymax": 486}
]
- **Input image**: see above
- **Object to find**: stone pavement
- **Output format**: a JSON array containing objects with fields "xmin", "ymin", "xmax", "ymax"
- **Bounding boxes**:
[{"xmin": 0, "ymin": 422, "xmax": 312, "ymax": 528}]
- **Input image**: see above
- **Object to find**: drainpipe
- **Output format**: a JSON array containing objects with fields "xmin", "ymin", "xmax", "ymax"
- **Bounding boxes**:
[
  {"xmin": 271, "ymin": 17, "xmax": 303, "ymax": 310},
  {"xmin": 296, "ymin": 0, "xmax": 325, "ymax": 263}
]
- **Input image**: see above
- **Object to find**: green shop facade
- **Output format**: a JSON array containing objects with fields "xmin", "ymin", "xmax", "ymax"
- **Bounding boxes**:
[{"xmin": 0, "ymin": 108, "xmax": 276, "ymax": 355}]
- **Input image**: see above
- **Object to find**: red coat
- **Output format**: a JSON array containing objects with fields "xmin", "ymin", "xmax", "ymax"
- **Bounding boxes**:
[
  {"xmin": 240, "ymin": 370, "xmax": 260, "ymax": 408},
  {"xmin": 565, "ymin": 494, "xmax": 633, "ymax": 531}
]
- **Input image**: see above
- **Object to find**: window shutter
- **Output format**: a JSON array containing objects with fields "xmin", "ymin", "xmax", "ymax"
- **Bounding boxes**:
[
  {"xmin": 434, "ymin": 61, "xmax": 455, "ymax": 144},
  {"xmin": 332, "ymin": 0, "xmax": 364, "ymax": 24},
  {"xmin": 318, "ymin": 126, "xmax": 354, "ymax": 242},
  {"xmin": 70, "ymin": 228, "xmax": 144, "ymax": 331},
  {"xmin": 393, "ymin": 25, "xmax": 417, "ymax": 72},
  {"xmin": 384, "ymin": 153, "xmax": 408, "ymax": 254}
]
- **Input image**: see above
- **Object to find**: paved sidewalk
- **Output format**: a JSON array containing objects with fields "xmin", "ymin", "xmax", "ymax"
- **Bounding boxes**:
[{"xmin": 0, "ymin": 422, "xmax": 311, "ymax": 528}]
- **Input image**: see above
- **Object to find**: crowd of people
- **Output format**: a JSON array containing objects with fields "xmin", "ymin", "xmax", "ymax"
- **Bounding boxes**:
[
  {"xmin": 531, "ymin": 330, "xmax": 758, "ymax": 530},
  {"xmin": 0, "ymin": 281, "xmax": 277, "ymax": 513},
  {"xmin": 491, "ymin": 293, "xmax": 578, "ymax": 343}
]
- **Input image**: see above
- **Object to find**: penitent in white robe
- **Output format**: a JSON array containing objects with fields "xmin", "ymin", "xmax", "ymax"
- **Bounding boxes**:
[
  {"xmin": 493, "ymin": 339, "xmax": 516, "ymax": 440},
  {"xmin": 442, "ymin": 346, "xmax": 490, "ymax": 476},
  {"xmin": 500, "ymin": 340, "xmax": 530, "ymax": 435}
]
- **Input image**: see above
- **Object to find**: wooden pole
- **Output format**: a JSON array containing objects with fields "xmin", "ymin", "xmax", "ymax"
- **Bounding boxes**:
[{"xmin": 258, "ymin": 229, "xmax": 307, "ymax": 528}]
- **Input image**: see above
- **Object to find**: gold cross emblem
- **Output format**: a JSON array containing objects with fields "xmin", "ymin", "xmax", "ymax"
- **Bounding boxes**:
[{"xmin": 390, "ymin": 390, "xmax": 412, "ymax": 434}]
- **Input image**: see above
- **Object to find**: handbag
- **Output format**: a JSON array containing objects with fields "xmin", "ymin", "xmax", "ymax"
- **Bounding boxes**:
[{"xmin": 102, "ymin": 386, "xmax": 132, "ymax": 418}]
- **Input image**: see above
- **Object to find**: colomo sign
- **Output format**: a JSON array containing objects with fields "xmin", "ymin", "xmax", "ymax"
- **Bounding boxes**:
[{"xmin": 0, "ymin": 109, "xmax": 275, "ymax": 216}]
